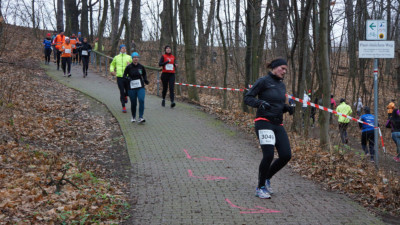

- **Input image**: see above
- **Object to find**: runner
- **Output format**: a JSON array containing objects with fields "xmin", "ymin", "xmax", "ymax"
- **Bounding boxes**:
[
  {"xmin": 336, "ymin": 98, "xmax": 352, "ymax": 144},
  {"xmin": 386, "ymin": 108, "xmax": 400, "ymax": 162},
  {"xmin": 159, "ymin": 45, "xmax": 177, "ymax": 108},
  {"xmin": 52, "ymin": 30, "xmax": 66, "ymax": 70},
  {"xmin": 60, "ymin": 37, "xmax": 73, "ymax": 77},
  {"xmin": 110, "ymin": 44, "xmax": 132, "ymax": 113},
  {"xmin": 76, "ymin": 32, "xmax": 83, "ymax": 65},
  {"xmin": 70, "ymin": 34, "xmax": 79, "ymax": 65},
  {"xmin": 124, "ymin": 52, "xmax": 149, "ymax": 123},
  {"xmin": 244, "ymin": 58, "xmax": 293, "ymax": 199},
  {"xmin": 43, "ymin": 33, "xmax": 52, "ymax": 65},
  {"xmin": 358, "ymin": 107, "xmax": 375, "ymax": 162},
  {"xmin": 80, "ymin": 37, "xmax": 92, "ymax": 78}
]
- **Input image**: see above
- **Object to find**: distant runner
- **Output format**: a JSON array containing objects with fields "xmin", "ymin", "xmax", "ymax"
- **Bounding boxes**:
[
  {"xmin": 80, "ymin": 37, "xmax": 92, "ymax": 78},
  {"xmin": 43, "ymin": 33, "xmax": 52, "ymax": 65},
  {"xmin": 110, "ymin": 44, "xmax": 132, "ymax": 113},
  {"xmin": 61, "ymin": 37, "xmax": 72, "ymax": 77},
  {"xmin": 159, "ymin": 45, "xmax": 177, "ymax": 108},
  {"xmin": 124, "ymin": 52, "xmax": 149, "ymax": 123},
  {"xmin": 52, "ymin": 30, "xmax": 66, "ymax": 70}
]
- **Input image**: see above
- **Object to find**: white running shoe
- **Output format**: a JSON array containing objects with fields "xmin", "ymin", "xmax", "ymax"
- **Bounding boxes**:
[
  {"xmin": 265, "ymin": 179, "xmax": 274, "ymax": 194},
  {"xmin": 138, "ymin": 117, "xmax": 146, "ymax": 123},
  {"xmin": 255, "ymin": 186, "xmax": 271, "ymax": 199},
  {"xmin": 131, "ymin": 117, "xmax": 136, "ymax": 123}
]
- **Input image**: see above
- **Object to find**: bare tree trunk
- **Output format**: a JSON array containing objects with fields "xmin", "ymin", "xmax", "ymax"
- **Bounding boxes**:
[
  {"xmin": 57, "ymin": 0, "xmax": 64, "ymax": 32},
  {"xmin": 160, "ymin": 0, "xmax": 172, "ymax": 49},
  {"xmin": 243, "ymin": 0, "xmax": 262, "ymax": 112},
  {"xmin": 271, "ymin": 0, "xmax": 289, "ymax": 57},
  {"xmin": 216, "ymin": 0, "xmax": 228, "ymax": 109},
  {"xmin": 0, "ymin": 0, "xmax": 3, "ymax": 46},
  {"xmin": 234, "ymin": 0, "xmax": 240, "ymax": 48},
  {"xmin": 319, "ymin": 0, "xmax": 331, "ymax": 147},
  {"xmin": 179, "ymin": 0, "xmax": 199, "ymax": 101},
  {"xmin": 110, "ymin": 0, "xmax": 121, "ymax": 56},
  {"xmin": 197, "ymin": 0, "xmax": 215, "ymax": 69},
  {"xmin": 130, "ymin": 0, "xmax": 142, "ymax": 42},
  {"xmin": 97, "ymin": 0, "xmax": 108, "ymax": 53},
  {"xmin": 64, "ymin": 0, "xmax": 80, "ymax": 35},
  {"xmin": 31, "ymin": 0, "xmax": 36, "ymax": 36},
  {"xmin": 81, "ymin": 0, "xmax": 89, "ymax": 38},
  {"xmin": 111, "ymin": 0, "xmax": 129, "ymax": 56}
]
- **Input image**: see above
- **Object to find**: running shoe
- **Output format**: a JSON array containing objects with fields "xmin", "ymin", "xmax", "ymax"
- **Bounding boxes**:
[
  {"xmin": 161, "ymin": 99, "xmax": 165, "ymax": 107},
  {"xmin": 68, "ymin": 73, "xmax": 71, "ymax": 77},
  {"xmin": 255, "ymin": 186, "xmax": 271, "ymax": 199},
  {"xmin": 138, "ymin": 118, "xmax": 146, "ymax": 123},
  {"xmin": 393, "ymin": 156, "xmax": 400, "ymax": 162},
  {"xmin": 171, "ymin": 102, "xmax": 176, "ymax": 108},
  {"xmin": 265, "ymin": 179, "xmax": 274, "ymax": 194},
  {"xmin": 131, "ymin": 117, "xmax": 136, "ymax": 123},
  {"xmin": 122, "ymin": 107, "xmax": 127, "ymax": 113},
  {"xmin": 63, "ymin": 73, "xmax": 66, "ymax": 77}
]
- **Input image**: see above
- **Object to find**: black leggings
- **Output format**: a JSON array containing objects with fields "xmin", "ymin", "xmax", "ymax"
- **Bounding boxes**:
[
  {"xmin": 44, "ymin": 48, "xmax": 52, "ymax": 63},
  {"xmin": 161, "ymin": 73, "xmax": 175, "ymax": 102},
  {"xmin": 361, "ymin": 130, "xmax": 375, "ymax": 157},
  {"xmin": 56, "ymin": 50, "xmax": 62, "ymax": 68},
  {"xmin": 82, "ymin": 56, "xmax": 89, "ymax": 73},
  {"xmin": 61, "ymin": 57, "xmax": 71, "ymax": 74},
  {"xmin": 117, "ymin": 77, "xmax": 129, "ymax": 107},
  {"xmin": 255, "ymin": 120, "xmax": 291, "ymax": 188}
]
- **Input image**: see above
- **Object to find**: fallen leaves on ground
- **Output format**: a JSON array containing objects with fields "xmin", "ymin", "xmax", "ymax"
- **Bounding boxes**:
[{"xmin": 0, "ymin": 25, "xmax": 130, "ymax": 224}]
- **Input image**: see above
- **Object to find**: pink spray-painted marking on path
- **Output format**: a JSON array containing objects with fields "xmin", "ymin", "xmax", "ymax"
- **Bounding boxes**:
[
  {"xmin": 187, "ymin": 169, "xmax": 227, "ymax": 180},
  {"xmin": 225, "ymin": 198, "xmax": 281, "ymax": 214},
  {"xmin": 183, "ymin": 149, "xmax": 224, "ymax": 161}
]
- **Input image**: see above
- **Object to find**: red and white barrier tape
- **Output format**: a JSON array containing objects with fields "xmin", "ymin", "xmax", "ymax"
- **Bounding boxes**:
[
  {"xmin": 174, "ymin": 82, "xmax": 246, "ymax": 92},
  {"xmin": 286, "ymin": 94, "xmax": 386, "ymax": 153},
  {"xmin": 168, "ymin": 81, "xmax": 386, "ymax": 152}
]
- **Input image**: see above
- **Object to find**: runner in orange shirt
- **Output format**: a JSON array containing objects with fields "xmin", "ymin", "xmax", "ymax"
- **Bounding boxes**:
[
  {"xmin": 52, "ymin": 30, "xmax": 66, "ymax": 70},
  {"xmin": 61, "ymin": 37, "xmax": 73, "ymax": 77}
]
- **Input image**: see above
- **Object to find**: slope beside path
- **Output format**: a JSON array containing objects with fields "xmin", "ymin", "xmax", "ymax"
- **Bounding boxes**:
[{"xmin": 43, "ymin": 63, "xmax": 383, "ymax": 224}]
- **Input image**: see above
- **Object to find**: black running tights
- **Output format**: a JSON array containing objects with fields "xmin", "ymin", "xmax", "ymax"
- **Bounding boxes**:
[{"xmin": 255, "ymin": 120, "xmax": 292, "ymax": 188}]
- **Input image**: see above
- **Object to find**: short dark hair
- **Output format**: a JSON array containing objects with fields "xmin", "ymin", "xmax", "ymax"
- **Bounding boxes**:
[
  {"xmin": 363, "ymin": 106, "xmax": 370, "ymax": 114},
  {"xmin": 340, "ymin": 98, "xmax": 345, "ymax": 103}
]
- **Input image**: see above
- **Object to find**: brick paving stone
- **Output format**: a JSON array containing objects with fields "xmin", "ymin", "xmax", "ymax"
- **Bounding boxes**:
[{"xmin": 44, "ymin": 63, "xmax": 384, "ymax": 225}]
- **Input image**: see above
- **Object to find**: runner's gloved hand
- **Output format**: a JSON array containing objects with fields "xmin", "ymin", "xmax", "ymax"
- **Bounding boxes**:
[
  {"xmin": 259, "ymin": 101, "xmax": 271, "ymax": 110},
  {"xmin": 144, "ymin": 80, "xmax": 149, "ymax": 85},
  {"xmin": 283, "ymin": 104, "xmax": 294, "ymax": 115}
]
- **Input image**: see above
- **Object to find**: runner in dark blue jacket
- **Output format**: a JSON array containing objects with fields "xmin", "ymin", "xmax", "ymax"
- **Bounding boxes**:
[
  {"xmin": 359, "ymin": 107, "xmax": 376, "ymax": 161},
  {"xmin": 43, "ymin": 33, "xmax": 52, "ymax": 65},
  {"xmin": 244, "ymin": 58, "xmax": 293, "ymax": 199}
]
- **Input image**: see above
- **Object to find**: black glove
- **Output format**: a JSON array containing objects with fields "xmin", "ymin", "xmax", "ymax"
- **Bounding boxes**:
[
  {"xmin": 259, "ymin": 101, "xmax": 271, "ymax": 110},
  {"xmin": 283, "ymin": 104, "xmax": 294, "ymax": 115},
  {"xmin": 144, "ymin": 80, "xmax": 149, "ymax": 85}
]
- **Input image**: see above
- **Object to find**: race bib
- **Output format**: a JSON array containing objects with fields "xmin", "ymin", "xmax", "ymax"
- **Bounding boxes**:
[
  {"xmin": 130, "ymin": 79, "xmax": 141, "ymax": 89},
  {"xmin": 82, "ymin": 50, "xmax": 88, "ymax": 56},
  {"xmin": 72, "ymin": 44, "xmax": 75, "ymax": 48},
  {"xmin": 258, "ymin": 129, "xmax": 276, "ymax": 145},
  {"xmin": 165, "ymin": 63, "xmax": 174, "ymax": 71},
  {"xmin": 65, "ymin": 49, "xmax": 71, "ymax": 54}
]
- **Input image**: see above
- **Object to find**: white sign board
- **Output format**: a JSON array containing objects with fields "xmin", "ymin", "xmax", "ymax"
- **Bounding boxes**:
[
  {"xmin": 359, "ymin": 41, "xmax": 394, "ymax": 58},
  {"xmin": 366, "ymin": 20, "xmax": 387, "ymax": 40}
]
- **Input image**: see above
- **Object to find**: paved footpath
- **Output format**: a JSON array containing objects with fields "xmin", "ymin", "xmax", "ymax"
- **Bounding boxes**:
[{"xmin": 44, "ymin": 63, "xmax": 384, "ymax": 225}]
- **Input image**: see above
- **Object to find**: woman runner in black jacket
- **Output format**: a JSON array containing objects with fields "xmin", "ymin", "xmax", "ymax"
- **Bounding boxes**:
[{"xmin": 244, "ymin": 58, "xmax": 293, "ymax": 199}]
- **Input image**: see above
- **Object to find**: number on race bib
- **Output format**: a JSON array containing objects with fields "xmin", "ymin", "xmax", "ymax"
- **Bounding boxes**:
[
  {"xmin": 82, "ymin": 50, "xmax": 88, "ymax": 56},
  {"xmin": 65, "ymin": 49, "xmax": 71, "ymax": 54},
  {"xmin": 165, "ymin": 63, "xmax": 174, "ymax": 71},
  {"xmin": 72, "ymin": 45, "xmax": 75, "ymax": 48},
  {"xmin": 130, "ymin": 79, "xmax": 142, "ymax": 89},
  {"xmin": 258, "ymin": 129, "xmax": 276, "ymax": 145}
]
